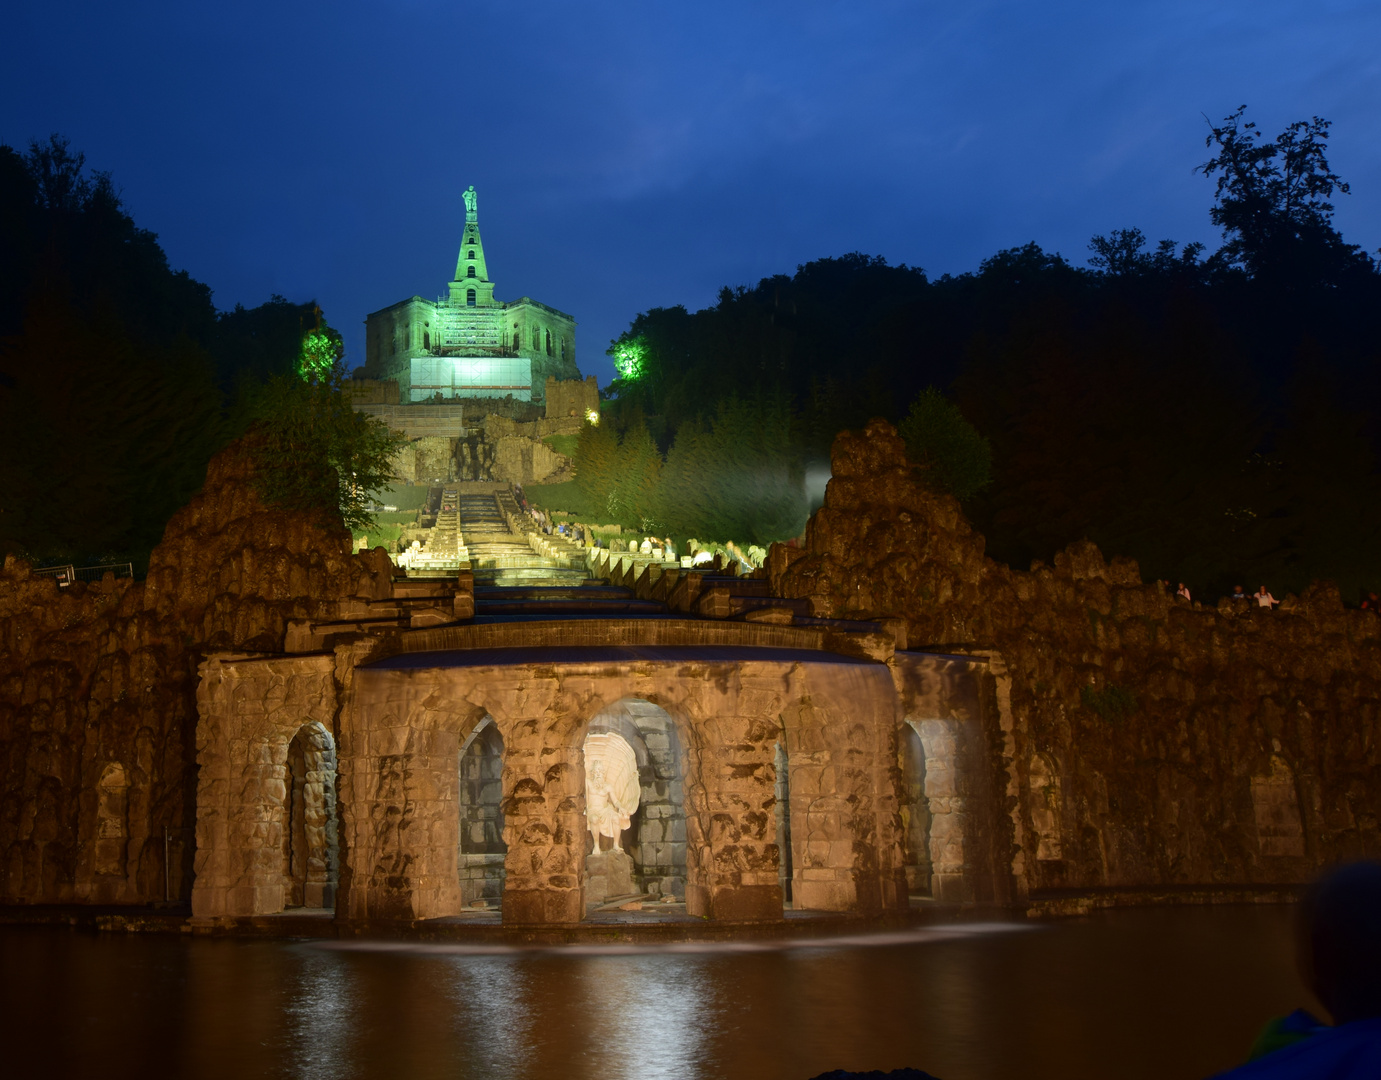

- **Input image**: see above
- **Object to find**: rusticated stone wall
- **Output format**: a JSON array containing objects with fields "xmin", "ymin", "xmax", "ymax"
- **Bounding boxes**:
[
  {"xmin": 0, "ymin": 439, "xmax": 392, "ymax": 906},
  {"xmin": 770, "ymin": 419, "xmax": 1381, "ymax": 900},
  {"xmin": 190, "ymin": 647, "xmax": 916, "ymax": 924},
  {"xmin": 543, "ymin": 375, "xmax": 599, "ymax": 421}
]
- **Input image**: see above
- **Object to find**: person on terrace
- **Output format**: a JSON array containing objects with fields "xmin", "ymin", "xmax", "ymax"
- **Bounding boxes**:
[
  {"xmin": 1255, "ymin": 585, "xmax": 1279, "ymax": 609},
  {"xmin": 1211, "ymin": 861, "xmax": 1381, "ymax": 1078},
  {"xmin": 1177, "ymin": 583, "xmax": 1192, "ymax": 602},
  {"xmin": 1230, "ymin": 585, "xmax": 1250, "ymax": 603}
]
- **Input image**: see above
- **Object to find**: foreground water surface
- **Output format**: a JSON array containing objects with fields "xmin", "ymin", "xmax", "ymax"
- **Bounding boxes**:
[{"xmin": 1, "ymin": 906, "xmax": 1318, "ymax": 1080}]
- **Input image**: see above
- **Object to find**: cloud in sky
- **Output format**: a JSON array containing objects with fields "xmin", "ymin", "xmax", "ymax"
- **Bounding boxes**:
[{"xmin": 3, "ymin": 0, "xmax": 1379, "ymax": 385}]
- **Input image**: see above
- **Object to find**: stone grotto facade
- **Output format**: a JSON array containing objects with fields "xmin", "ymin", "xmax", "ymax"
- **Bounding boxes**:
[
  {"xmin": 3, "ymin": 420, "xmax": 1380, "ymax": 924},
  {"xmin": 189, "ymin": 618, "xmax": 1011, "ymax": 925}
]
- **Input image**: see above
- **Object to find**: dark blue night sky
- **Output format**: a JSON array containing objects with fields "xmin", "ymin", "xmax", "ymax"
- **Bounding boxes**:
[{"xmin": 3, "ymin": 1, "xmax": 1378, "ymax": 386}]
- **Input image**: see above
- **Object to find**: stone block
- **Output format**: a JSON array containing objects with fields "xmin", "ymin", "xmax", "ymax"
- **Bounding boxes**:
[
  {"xmin": 794, "ymin": 878, "xmax": 857, "ymax": 912},
  {"xmin": 932, "ymin": 872, "xmax": 969, "ymax": 903},
  {"xmin": 687, "ymin": 881, "xmax": 781, "ymax": 921},
  {"xmin": 502, "ymin": 886, "xmax": 583, "ymax": 925},
  {"xmin": 585, "ymin": 849, "xmax": 634, "ymax": 901}
]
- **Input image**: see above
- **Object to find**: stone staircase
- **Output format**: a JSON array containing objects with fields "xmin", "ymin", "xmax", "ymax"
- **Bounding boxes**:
[
  {"xmin": 462, "ymin": 490, "xmax": 588, "ymax": 587},
  {"xmin": 402, "ymin": 487, "xmax": 470, "ymax": 575}
]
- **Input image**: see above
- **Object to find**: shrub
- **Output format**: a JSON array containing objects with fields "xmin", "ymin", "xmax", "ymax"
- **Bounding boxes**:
[{"xmin": 1080, "ymin": 683, "xmax": 1138, "ymax": 722}]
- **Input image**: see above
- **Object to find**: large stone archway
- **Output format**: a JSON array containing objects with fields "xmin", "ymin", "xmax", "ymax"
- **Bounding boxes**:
[{"xmin": 336, "ymin": 650, "xmax": 910, "ymax": 924}]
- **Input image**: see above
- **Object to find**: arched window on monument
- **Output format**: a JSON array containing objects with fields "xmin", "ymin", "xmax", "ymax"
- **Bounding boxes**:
[
  {"xmin": 467, "ymin": 266, "xmax": 476, "ymax": 278},
  {"xmin": 545, "ymin": 329, "xmax": 552, "ymax": 356},
  {"xmin": 468, "ymin": 247, "xmax": 475, "ymax": 259},
  {"xmin": 423, "ymin": 330, "xmax": 430, "ymax": 350},
  {"xmin": 467, "ymin": 289, "xmax": 476, "ymax": 306},
  {"xmin": 532, "ymin": 326, "xmax": 541, "ymax": 350},
  {"xmin": 513, "ymin": 331, "xmax": 521, "ymax": 350},
  {"xmin": 560, "ymin": 338, "xmax": 566, "ymax": 360}
]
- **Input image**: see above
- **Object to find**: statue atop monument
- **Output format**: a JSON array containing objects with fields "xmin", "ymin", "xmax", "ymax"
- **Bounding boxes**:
[
  {"xmin": 463, "ymin": 185, "xmax": 478, "ymax": 221},
  {"xmin": 583, "ymin": 732, "xmax": 640, "ymax": 852}
]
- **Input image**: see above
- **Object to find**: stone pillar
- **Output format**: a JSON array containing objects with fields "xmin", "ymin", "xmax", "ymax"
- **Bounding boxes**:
[
  {"xmin": 917, "ymin": 718, "xmax": 969, "ymax": 902},
  {"xmin": 191, "ymin": 750, "xmax": 288, "ymax": 918},
  {"xmin": 683, "ymin": 709, "xmax": 782, "ymax": 922},
  {"xmin": 501, "ymin": 739, "xmax": 585, "ymax": 925},
  {"xmin": 781, "ymin": 667, "xmax": 901, "ymax": 915},
  {"xmin": 787, "ymin": 739, "xmax": 859, "ymax": 913},
  {"xmin": 344, "ymin": 721, "xmax": 462, "ymax": 922},
  {"xmin": 299, "ymin": 733, "xmax": 338, "ymax": 909}
]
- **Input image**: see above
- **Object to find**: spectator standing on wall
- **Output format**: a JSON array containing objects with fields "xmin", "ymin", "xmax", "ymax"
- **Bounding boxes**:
[
  {"xmin": 1177, "ymin": 583, "xmax": 1192, "ymax": 602},
  {"xmin": 1230, "ymin": 585, "xmax": 1249, "ymax": 604},
  {"xmin": 1254, "ymin": 585, "xmax": 1279, "ymax": 609}
]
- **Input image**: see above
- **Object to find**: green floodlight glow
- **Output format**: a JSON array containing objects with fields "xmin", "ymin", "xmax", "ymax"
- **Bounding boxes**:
[
  {"xmin": 611, "ymin": 337, "xmax": 647, "ymax": 381},
  {"xmin": 298, "ymin": 328, "xmax": 339, "ymax": 382}
]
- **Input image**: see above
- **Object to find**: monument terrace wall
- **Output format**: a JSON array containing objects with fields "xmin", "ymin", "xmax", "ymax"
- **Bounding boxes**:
[
  {"xmin": 0, "ymin": 441, "xmax": 394, "ymax": 906},
  {"xmin": 770, "ymin": 420, "xmax": 1381, "ymax": 906},
  {"xmin": 544, "ymin": 375, "xmax": 599, "ymax": 420}
]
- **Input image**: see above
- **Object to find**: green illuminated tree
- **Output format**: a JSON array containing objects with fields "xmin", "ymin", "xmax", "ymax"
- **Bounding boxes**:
[
  {"xmin": 573, "ymin": 417, "xmax": 621, "ymax": 520},
  {"xmin": 897, "ymin": 387, "xmax": 993, "ymax": 500},
  {"xmin": 244, "ymin": 363, "xmax": 404, "ymax": 531},
  {"xmin": 612, "ymin": 418, "xmax": 662, "ymax": 529},
  {"xmin": 610, "ymin": 335, "xmax": 647, "ymax": 381},
  {"xmin": 297, "ymin": 324, "xmax": 343, "ymax": 381},
  {"xmin": 655, "ymin": 398, "xmax": 806, "ymax": 544}
]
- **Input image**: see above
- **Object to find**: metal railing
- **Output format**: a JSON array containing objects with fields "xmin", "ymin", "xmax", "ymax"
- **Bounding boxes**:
[{"xmin": 33, "ymin": 562, "xmax": 134, "ymax": 586}]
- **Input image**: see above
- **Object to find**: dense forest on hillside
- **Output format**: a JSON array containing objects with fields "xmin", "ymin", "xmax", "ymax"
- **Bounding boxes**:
[
  {"xmin": 581, "ymin": 109, "xmax": 1381, "ymax": 600},
  {"xmin": 0, "ymin": 137, "xmax": 334, "ymax": 569}
]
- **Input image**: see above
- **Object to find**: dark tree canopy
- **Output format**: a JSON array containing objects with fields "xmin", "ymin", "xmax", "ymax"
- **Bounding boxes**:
[
  {"xmin": 1198, "ymin": 106, "xmax": 1374, "ymax": 290},
  {"xmin": 590, "ymin": 109, "xmax": 1381, "ymax": 597},
  {"xmin": 0, "ymin": 136, "xmax": 356, "ymax": 569}
]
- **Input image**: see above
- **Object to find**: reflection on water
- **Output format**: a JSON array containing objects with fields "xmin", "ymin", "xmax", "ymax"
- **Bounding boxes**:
[{"xmin": 1, "ymin": 906, "xmax": 1318, "ymax": 1080}]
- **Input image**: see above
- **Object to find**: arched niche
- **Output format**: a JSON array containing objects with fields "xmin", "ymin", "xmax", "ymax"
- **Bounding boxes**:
[
  {"xmin": 583, "ymin": 698, "xmax": 688, "ymax": 904},
  {"xmin": 774, "ymin": 739, "xmax": 794, "ymax": 907},
  {"xmin": 902, "ymin": 717, "xmax": 968, "ymax": 902},
  {"xmin": 898, "ymin": 723, "xmax": 932, "ymax": 895},
  {"xmin": 458, "ymin": 717, "xmax": 506, "ymax": 908},
  {"xmin": 283, "ymin": 722, "xmax": 339, "ymax": 910},
  {"xmin": 95, "ymin": 762, "xmax": 129, "ymax": 877},
  {"xmin": 1028, "ymin": 752, "xmax": 1063, "ymax": 861}
]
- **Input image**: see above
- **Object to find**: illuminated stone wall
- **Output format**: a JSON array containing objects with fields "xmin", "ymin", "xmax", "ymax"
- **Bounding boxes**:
[
  {"xmin": 770, "ymin": 420, "xmax": 1381, "ymax": 905},
  {"xmin": 187, "ymin": 618, "xmax": 1020, "ymax": 924},
  {"xmin": 545, "ymin": 376, "xmax": 600, "ymax": 421},
  {"xmin": 0, "ymin": 440, "xmax": 394, "ymax": 906}
]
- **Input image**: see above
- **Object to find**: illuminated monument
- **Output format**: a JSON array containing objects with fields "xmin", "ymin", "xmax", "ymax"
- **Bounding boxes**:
[{"xmin": 363, "ymin": 186, "xmax": 579, "ymax": 405}]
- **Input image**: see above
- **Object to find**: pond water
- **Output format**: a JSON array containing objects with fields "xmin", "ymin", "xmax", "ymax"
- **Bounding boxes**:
[{"xmin": 1, "ymin": 906, "xmax": 1319, "ymax": 1080}]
